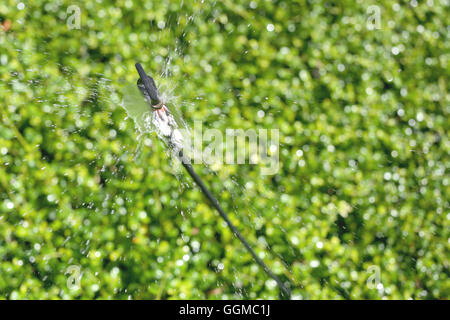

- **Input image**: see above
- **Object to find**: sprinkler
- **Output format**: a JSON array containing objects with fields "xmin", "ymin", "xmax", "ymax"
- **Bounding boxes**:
[{"xmin": 135, "ymin": 63, "xmax": 291, "ymax": 299}]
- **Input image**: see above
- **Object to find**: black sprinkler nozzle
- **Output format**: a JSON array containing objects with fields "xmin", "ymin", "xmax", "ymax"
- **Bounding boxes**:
[{"xmin": 135, "ymin": 63, "xmax": 162, "ymax": 108}]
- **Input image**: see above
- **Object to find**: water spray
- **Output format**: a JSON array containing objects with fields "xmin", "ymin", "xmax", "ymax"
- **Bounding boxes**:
[{"xmin": 135, "ymin": 63, "xmax": 291, "ymax": 299}]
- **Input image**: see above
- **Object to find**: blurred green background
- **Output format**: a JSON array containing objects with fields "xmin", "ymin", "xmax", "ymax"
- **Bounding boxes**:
[{"xmin": 0, "ymin": 0, "xmax": 448, "ymax": 299}]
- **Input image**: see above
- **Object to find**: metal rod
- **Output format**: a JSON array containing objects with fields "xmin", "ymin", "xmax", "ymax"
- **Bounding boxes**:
[
  {"xmin": 135, "ymin": 63, "xmax": 291, "ymax": 298},
  {"xmin": 177, "ymin": 150, "xmax": 291, "ymax": 298}
]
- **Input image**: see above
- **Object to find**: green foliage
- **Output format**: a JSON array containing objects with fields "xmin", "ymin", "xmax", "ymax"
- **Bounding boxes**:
[{"xmin": 0, "ymin": 0, "xmax": 448, "ymax": 299}]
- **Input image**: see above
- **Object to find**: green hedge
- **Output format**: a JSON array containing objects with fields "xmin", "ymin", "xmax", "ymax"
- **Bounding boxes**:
[{"xmin": 0, "ymin": 0, "xmax": 448, "ymax": 299}]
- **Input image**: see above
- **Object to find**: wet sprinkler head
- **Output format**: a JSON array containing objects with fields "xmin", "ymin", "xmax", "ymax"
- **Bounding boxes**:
[
  {"xmin": 133, "ymin": 62, "xmax": 291, "ymax": 299},
  {"xmin": 135, "ymin": 63, "xmax": 162, "ymax": 109},
  {"xmin": 135, "ymin": 62, "xmax": 182, "ymax": 150}
]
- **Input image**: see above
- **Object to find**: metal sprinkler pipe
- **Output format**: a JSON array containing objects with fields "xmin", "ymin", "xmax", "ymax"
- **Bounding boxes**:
[{"xmin": 135, "ymin": 63, "xmax": 291, "ymax": 299}]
